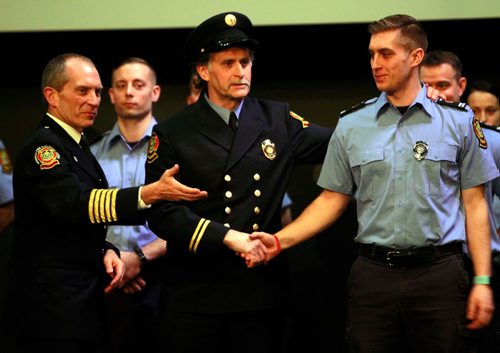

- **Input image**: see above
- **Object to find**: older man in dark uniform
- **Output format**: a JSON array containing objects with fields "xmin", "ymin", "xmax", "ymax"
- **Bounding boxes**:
[
  {"xmin": 7, "ymin": 53, "xmax": 208, "ymax": 353},
  {"xmin": 145, "ymin": 12, "xmax": 333, "ymax": 353}
]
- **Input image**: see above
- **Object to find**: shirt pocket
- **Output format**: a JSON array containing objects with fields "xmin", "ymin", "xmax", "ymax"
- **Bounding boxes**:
[
  {"xmin": 350, "ymin": 148, "xmax": 385, "ymax": 202},
  {"xmin": 414, "ymin": 144, "xmax": 458, "ymax": 197}
]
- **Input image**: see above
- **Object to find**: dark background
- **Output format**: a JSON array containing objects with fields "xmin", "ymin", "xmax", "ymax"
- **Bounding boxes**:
[
  {"xmin": 2, "ymin": 18, "xmax": 499, "ymax": 157},
  {"xmin": 2, "ymin": 18, "xmax": 499, "ymax": 87},
  {"xmin": 1, "ymin": 17, "xmax": 499, "ymax": 352}
]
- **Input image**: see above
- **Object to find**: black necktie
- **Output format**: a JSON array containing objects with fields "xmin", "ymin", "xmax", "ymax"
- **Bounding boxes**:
[
  {"xmin": 228, "ymin": 111, "xmax": 238, "ymax": 133},
  {"xmin": 79, "ymin": 134, "xmax": 93, "ymax": 157}
]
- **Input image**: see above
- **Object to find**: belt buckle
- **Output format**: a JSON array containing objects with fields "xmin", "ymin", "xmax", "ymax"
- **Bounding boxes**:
[{"xmin": 386, "ymin": 250, "xmax": 402, "ymax": 267}]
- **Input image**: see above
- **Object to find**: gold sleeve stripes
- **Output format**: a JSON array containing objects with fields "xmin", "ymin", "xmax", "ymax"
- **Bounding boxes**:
[
  {"xmin": 88, "ymin": 188, "xmax": 119, "ymax": 224},
  {"xmin": 189, "ymin": 218, "xmax": 211, "ymax": 253}
]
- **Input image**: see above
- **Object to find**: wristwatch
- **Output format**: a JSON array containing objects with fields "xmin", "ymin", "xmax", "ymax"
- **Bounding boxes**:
[{"xmin": 133, "ymin": 245, "xmax": 149, "ymax": 266}]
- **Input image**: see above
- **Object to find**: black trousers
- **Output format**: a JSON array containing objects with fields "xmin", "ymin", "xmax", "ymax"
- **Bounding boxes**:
[
  {"xmin": 15, "ymin": 339, "xmax": 104, "ymax": 353},
  {"xmin": 157, "ymin": 309, "xmax": 285, "ymax": 353},
  {"xmin": 104, "ymin": 259, "xmax": 164, "ymax": 353},
  {"xmin": 346, "ymin": 253, "xmax": 476, "ymax": 353}
]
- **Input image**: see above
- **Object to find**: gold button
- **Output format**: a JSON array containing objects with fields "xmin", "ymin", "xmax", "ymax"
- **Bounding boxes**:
[
  {"xmin": 225, "ymin": 207, "xmax": 231, "ymax": 214},
  {"xmin": 254, "ymin": 190, "xmax": 261, "ymax": 197},
  {"xmin": 253, "ymin": 173, "xmax": 260, "ymax": 181},
  {"xmin": 254, "ymin": 207, "xmax": 260, "ymax": 214},
  {"xmin": 225, "ymin": 191, "xmax": 232, "ymax": 198},
  {"xmin": 252, "ymin": 224, "xmax": 259, "ymax": 231},
  {"xmin": 224, "ymin": 175, "xmax": 231, "ymax": 182},
  {"xmin": 224, "ymin": 223, "xmax": 230, "ymax": 227}
]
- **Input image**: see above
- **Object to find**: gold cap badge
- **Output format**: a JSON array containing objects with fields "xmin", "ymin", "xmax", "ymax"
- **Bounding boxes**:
[{"xmin": 225, "ymin": 14, "xmax": 237, "ymax": 26}]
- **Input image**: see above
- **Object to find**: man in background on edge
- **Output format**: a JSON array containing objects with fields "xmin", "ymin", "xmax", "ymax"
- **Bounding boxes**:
[
  {"xmin": 0, "ymin": 138, "xmax": 15, "ymax": 350},
  {"xmin": 421, "ymin": 49, "xmax": 500, "ymax": 353}
]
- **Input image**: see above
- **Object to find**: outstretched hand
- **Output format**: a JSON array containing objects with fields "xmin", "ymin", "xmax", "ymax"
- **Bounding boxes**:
[{"xmin": 141, "ymin": 164, "xmax": 208, "ymax": 204}]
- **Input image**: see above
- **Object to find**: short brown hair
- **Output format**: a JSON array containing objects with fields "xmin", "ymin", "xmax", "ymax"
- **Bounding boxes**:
[
  {"xmin": 421, "ymin": 50, "xmax": 463, "ymax": 79},
  {"xmin": 368, "ymin": 14, "xmax": 428, "ymax": 52},
  {"xmin": 111, "ymin": 57, "xmax": 157, "ymax": 85}
]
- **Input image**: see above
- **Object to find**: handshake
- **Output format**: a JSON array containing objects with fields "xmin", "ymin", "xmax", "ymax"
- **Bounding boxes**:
[{"xmin": 223, "ymin": 229, "xmax": 282, "ymax": 268}]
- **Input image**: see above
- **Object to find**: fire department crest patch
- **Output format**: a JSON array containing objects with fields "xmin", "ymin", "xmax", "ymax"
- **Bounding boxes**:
[
  {"xmin": 472, "ymin": 118, "xmax": 488, "ymax": 149},
  {"xmin": 34, "ymin": 145, "xmax": 60, "ymax": 170},
  {"xmin": 147, "ymin": 132, "xmax": 160, "ymax": 163},
  {"xmin": 0, "ymin": 148, "xmax": 12, "ymax": 173}
]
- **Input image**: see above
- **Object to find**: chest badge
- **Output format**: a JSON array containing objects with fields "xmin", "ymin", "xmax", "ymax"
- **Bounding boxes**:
[
  {"xmin": 261, "ymin": 139, "xmax": 276, "ymax": 160},
  {"xmin": 413, "ymin": 141, "xmax": 429, "ymax": 161}
]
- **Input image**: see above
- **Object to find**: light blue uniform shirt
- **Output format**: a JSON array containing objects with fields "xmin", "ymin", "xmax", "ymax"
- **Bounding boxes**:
[
  {"xmin": 0, "ymin": 139, "xmax": 13, "ymax": 206},
  {"xmin": 481, "ymin": 127, "xmax": 500, "ymax": 252},
  {"xmin": 318, "ymin": 86, "xmax": 499, "ymax": 248},
  {"xmin": 91, "ymin": 119, "xmax": 158, "ymax": 251}
]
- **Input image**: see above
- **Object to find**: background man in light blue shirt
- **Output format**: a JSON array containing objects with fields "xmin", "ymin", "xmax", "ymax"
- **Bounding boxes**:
[{"xmin": 91, "ymin": 57, "xmax": 164, "ymax": 353}]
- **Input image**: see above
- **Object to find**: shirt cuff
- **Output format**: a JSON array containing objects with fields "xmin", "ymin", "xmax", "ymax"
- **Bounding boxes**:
[{"xmin": 137, "ymin": 186, "xmax": 151, "ymax": 210}]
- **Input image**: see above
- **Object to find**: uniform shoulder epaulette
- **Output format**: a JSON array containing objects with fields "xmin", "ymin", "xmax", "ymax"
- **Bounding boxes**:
[
  {"xmin": 479, "ymin": 121, "xmax": 500, "ymax": 133},
  {"xmin": 339, "ymin": 97, "xmax": 377, "ymax": 118},
  {"xmin": 435, "ymin": 98, "xmax": 468, "ymax": 111}
]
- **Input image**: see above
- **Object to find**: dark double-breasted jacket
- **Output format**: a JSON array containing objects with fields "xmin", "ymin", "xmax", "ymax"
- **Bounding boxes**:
[
  {"xmin": 145, "ymin": 96, "xmax": 333, "ymax": 313},
  {"xmin": 8, "ymin": 115, "xmax": 143, "ymax": 341}
]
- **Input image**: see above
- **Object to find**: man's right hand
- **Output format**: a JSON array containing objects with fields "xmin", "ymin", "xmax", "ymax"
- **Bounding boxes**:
[
  {"xmin": 141, "ymin": 164, "xmax": 208, "ymax": 204},
  {"xmin": 223, "ymin": 229, "xmax": 270, "ymax": 267},
  {"xmin": 245, "ymin": 232, "xmax": 281, "ymax": 267}
]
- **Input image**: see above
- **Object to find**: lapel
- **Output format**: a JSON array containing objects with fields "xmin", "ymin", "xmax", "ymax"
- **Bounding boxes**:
[
  {"xmin": 190, "ymin": 98, "xmax": 265, "ymax": 171},
  {"xmin": 226, "ymin": 98, "xmax": 264, "ymax": 171},
  {"xmin": 41, "ymin": 115, "xmax": 106, "ymax": 184},
  {"xmin": 191, "ymin": 98, "xmax": 234, "ymax": 150}
]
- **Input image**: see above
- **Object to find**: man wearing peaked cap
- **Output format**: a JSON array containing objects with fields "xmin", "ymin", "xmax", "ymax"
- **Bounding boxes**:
[
  {"xmin": 145, "ymin": 10, "xmax": 333, "ymax": 353},
  {"xmin": 184, "ymin": 11, "xmax": 259, "ymax": 61}
]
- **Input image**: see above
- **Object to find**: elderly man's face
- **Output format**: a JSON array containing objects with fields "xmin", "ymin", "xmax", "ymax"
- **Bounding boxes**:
[{"xmin": 197, "ymin": 47, "xmax": 252, "ymax": 109}]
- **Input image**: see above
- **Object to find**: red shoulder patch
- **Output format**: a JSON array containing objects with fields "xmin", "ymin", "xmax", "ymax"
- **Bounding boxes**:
[
  {"xmin": 473, "ymin": 118, "xmax": 488, "ymax": 149},
  {"xmin": 147, "ymin": 132, "xmax": 160, "ymax": 163},
  {"xmin": 34, "ymin": 145, "xmax": 61, "ymax": 170},
  {"xmin": 0, "ymin": 148, "xmax": 12, "ymax": 173}
]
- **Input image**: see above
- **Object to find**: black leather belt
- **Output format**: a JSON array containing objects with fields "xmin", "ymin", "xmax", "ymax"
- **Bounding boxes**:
[{"xmin": 358, "ymin": 242, "xmax": 463, "ymax": 267}]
